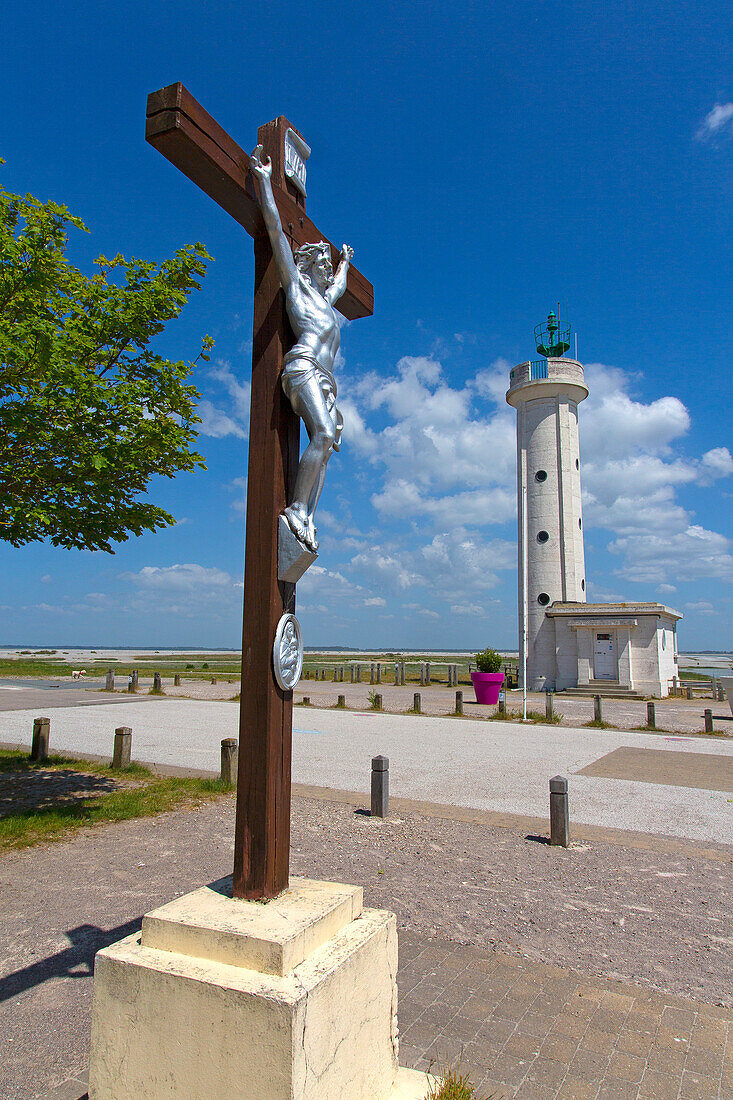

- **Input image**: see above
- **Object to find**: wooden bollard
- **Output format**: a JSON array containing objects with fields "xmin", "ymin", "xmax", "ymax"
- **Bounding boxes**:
[
  {"xmin": 686, "ymin": 686, "xmax": 693, "ymax": 700},
  {"xmin": 546, "ymin": 693, "xmax": 554, "ymax": 721},
  {"xmin": 174, "ymin": 673, "xmax": 181, "ymax": 686},
  {"xmin": 370, "ymin": 663, "xmax": 375, "ymax": 685},
  {"xmin": 350, "ymin": 666, "xmax": 355, "ymax": 684},
  {"xmin": 112, "ymin": 727, "xmax": 132, "ymax": 769},
  {"xmin": 337, "ymin": 694, "xmax": 346, "ymax": 708},
  {"xmin": 153, "ymin": 672, "xmax": 163, "ymax": 694},
  {"xmin": 593, "ymin": 694, "xmax": 602, "ymax": 722},
  {"xmin": 220, "ymin": 738, "xmax": 238, "ymax": 785},
  {"xmin": 704, "ymin": 709, "xmax": 714, "ymax": 733},
  {"xmin": 373, "ymin": 693, "xmax": 383, "ymax": 711},
  {"xmin": 394, "ymin": 663, "xmax": 400, "ymax": 684},
  {"xmin": 31, "ymin": 717, "xmax": 50, "ymax": 762},
  {"xmin": 371, "ymin": 755, "xmax": 389, "ymax": 818},
  {"xmin": 419, "ymin": 663, "xmax": 426, "ymax": 686},
  {"xmin": 646, "ymin": 701, "xmax": 656, "ymax": 729},
  {"xmin": 302, "ymin": 697, "xmax": 310, "ymax": 705},
  {"xmin": 376, "ymin": 664, "xmax": 381, "ymax": 684},
  {"xmin": 425, "ymin": 662, "xmax": 431, "ymax": 684},
  {"xmin": 104, "ymin": 669, "xmax": 115, "ymax": 692},
  {"xmin": 131, "ymin": 669, "xmax": 138, "ymax": 691},
  {"xmin": 550, "ymin": 775, "xmax": 570, "ymax": 847},
  {"xmin": 401, "ymin": 663, "xmax": 406, "ymax": 686},
  {"xmin": 211, "ymin": 677, "xmax": 217, "ymax": 685},
  {"xmin": 455, "ymin": 690, "xmax": 463, "ymax": 715},
  {"xmin": 413, "ymin": 692, "xmax": 421, "ymax": 714},
  {"xmin": 498, "ymin": 694, "xmax": 506, "ymax": 715}
]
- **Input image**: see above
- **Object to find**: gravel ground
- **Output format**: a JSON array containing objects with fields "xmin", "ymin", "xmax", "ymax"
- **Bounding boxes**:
[
  {"xmin": 159, "ymin": 678, "xmax": 732, "ymax": 735},
  {"xmin": 1, "ymin": 790, "xmax": 731, "ymax": 1098}
]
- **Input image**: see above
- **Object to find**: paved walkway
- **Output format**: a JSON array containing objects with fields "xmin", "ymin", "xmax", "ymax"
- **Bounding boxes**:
[
  {"xmin": 2, "ymin": 700, "xmax": 733, "ymax": 842},
  {"xmin": 2, "ymin": 790, "xmax": 730, "ymax": 1100}
]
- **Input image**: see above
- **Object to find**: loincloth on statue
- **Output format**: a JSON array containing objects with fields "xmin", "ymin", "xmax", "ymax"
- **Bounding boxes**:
[{"xmin": 281, "ymin": 350, "xmax": 343, "ymax": 451}]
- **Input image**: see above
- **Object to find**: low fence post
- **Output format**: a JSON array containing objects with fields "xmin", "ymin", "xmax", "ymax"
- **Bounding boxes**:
[
  {"xmin": 105, "ymin": 669, "xmax": 115, "ymax": 692},
  {"xmin": 546, "ymin": 693, "xmax": 554, "ymax": 721},
  {"xmin": 31, "ymin": 717, "xmax": 50, "ymax": 762},
  {"xmin": 704, "ymin": 709, "xmax": 714, "ymax": 734},
  {"xmin": 455, "ymin": 690, "xmax": 463, "ymax": 715},
  {"xmin": 593, "ymin": 694, "xmax": 603, "ymax": 722},
  {"xmin": 646, "ymin": 701, "xmax": 656, "ymax": 729},
  {"xmin": 220, "ymin": 738, "xmax": 238, "ymax": 785},
  {"xmin": 373, "ymin": 693, "xmax": 383, "ymax": 711},
  {"xmin": 153, "ymin": 672, "xmax": 163, "ymax": 694},
  {"xmin": 413, "ymin": 692, "xmax": 421, "ymax": 714},
  {"xmin": 112, "ymin": 726, "xmax": 132, "ymax": 769},
  {"xmin": 549, "ymin": 775, "xmax": 570, "ymax": 847},
  {"xmin": 337, "ymin": 694, "xmax": 346, "ymax": 708},
  {"xmin": 174, "ymin": 673, "xmax": 181, "ymax": 686},
  {"xmin": 371, "ymin": 755, "xmax": 389, "ymax": 818}
]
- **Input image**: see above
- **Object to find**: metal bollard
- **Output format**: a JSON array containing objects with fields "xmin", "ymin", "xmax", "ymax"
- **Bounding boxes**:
[
  {"xmin": 593, "ymin": 694, "xmax": 602, "ymax": 722},
  {"xmin": 112, "ymin": 727, "xmax": 132, "ymax": 769},
  {"xmin": 413, "ymin": 692, "xmax": 421, "ymax": 713},
  {"xmin": 704, "ymin": 709, "xmax": 714, "ymax": 733},
  {"xmin": 455, "ymin": 690, "xmax": 463, "ymax": 715},
  {"xmin": 549, "ymin": 775, "xmax": 570, "ymax": 847},
  {"xmin": 105, "ymin": 669, "xmax": 115, "ymax": 692},
  {"xmin": 546, "ymin": 693, "xmax": 554, "ymax": 721},
  {"xmin": 220, "ymin": 738, "xmax": 238, "ymax": 785},
  {"xmin": 31, "ymin": 717, "xmax": 50, "ymax": 762},
  {"xmin": 646, "ymin": 701, "xmax": 656, "ymax": 729},
  {"xmin": 371, "ymin": 755, "xmax": 389, "ymax": 818}
]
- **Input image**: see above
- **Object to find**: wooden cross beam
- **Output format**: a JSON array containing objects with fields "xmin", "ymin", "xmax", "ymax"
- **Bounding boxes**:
[
  {"xmin": 145, "ymin": 83, "xmax": 373, "ymax": 900},
  {"xmin": 145, "ymin": 83, "xmax": 373, "ymax": 319}
]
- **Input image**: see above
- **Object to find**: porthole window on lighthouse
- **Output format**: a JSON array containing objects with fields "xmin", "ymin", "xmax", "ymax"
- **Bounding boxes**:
[
  {"xmin": 576, "ymin": 459, "xmax": 579, "ymax": 470},
  {"xmin": 537, "ymin": 592, "xmax": 550, "ymax": 606},
  {"xmin": 535, "ymin": 470, "xmax": 547, "ymax": 483},
  {"xmin": 581, "ymin": 579, "xmax": 585, "ymax": 591},
  {"xmin": 537, "ymin": 531, "xmax": 549, "ymax": 543},
  {"xmin": 578, "ymin": 518, "xmax": 582, "ymax": 529}
]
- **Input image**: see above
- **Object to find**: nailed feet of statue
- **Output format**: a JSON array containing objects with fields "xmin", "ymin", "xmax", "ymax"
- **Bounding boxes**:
[
  {"xmin": 283, "ymin": 505, "xmax": 318, "ymax": 553},
  {"xmin": 278, "ymin": 513, "xmax": 318, "ymax": 583}
]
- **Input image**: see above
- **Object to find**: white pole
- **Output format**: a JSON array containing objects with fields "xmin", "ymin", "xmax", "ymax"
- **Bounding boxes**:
[{"xmin": 522, "ymin": 481, "xmax": 528, "ymax": 720}]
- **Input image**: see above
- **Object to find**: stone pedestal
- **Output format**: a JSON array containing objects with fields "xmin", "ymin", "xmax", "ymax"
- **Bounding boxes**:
[{"xmin": 89, "ymin": 877, "xmax": 432, "ymax": 1100}]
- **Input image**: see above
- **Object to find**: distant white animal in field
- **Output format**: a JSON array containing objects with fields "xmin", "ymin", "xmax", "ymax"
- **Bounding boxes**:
[{"xmin": 71, "ymin": 669, "xmax": 87, "ymax": 680}]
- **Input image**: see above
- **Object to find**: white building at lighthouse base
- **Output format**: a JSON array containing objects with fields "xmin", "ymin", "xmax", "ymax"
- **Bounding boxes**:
[{"xmin": 543, "ymin": 601, "xmax": 682, "ymax": 697}]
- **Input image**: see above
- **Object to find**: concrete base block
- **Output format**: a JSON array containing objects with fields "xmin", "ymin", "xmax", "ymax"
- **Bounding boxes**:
[{"xmin": 89, "ymin": 876, "xmax": 423, "ymax": 1100}]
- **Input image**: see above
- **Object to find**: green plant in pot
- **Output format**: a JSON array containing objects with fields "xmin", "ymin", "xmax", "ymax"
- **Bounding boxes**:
[{"xmin": 471, "ymin": 648, "xmax": 505, "ymax": 705}]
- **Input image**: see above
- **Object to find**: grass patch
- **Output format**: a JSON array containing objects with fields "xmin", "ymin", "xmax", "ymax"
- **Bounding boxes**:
[
  {"xmin": 425, "ymin": 1064, "xmax": 496, "ymax": 1099},
  {"xmin": 0, "ymin": 749, "xmax": 233, "ymax": 852},
  {"xmin": 489, "ymin": 708, "xmax": 563, "ymax": 724},
  {"xmin": 583, "ymin": 719, "xmax": 616, "ymax": 729}
]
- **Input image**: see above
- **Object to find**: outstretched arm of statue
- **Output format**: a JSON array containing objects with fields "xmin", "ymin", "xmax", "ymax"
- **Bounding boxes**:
[
  {"xmin": 325, "ymin": 244, "xmax": 353, "ymax": 305},
  {"xmin": 250, "ymin": 144, "xmax": 298, "ymax": 290}
]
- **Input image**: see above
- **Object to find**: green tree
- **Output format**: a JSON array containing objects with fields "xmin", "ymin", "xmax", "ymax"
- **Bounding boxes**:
[{"xmin": 0, "ymin": 165, "xmax": 213, "ymax": 552}]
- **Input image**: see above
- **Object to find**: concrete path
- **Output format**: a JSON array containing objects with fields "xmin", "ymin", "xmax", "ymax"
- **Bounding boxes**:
[{"xmin": 2, "ymin": 700, "xmax": 732, "ymax": 843}]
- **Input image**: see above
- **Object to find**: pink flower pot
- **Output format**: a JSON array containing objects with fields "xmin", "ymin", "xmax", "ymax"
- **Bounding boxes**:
[{"xmin": 470, "ymin": 670, "xmax": 505, "ymax": 705}]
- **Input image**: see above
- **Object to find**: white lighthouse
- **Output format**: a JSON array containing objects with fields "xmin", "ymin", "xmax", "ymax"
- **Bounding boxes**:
[
  {"xmin": 506, "ymin": 312, "xmax": 588, "ymax": 690},
  {"xmin": 505, "ymin": 311, "xmax": 682, "ymax": 698}
]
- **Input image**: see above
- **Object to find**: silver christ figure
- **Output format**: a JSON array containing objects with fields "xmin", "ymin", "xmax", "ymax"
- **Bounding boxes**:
[{"xmin": 250, "ymin": 143, "xmax": 353, "ymax": 554}]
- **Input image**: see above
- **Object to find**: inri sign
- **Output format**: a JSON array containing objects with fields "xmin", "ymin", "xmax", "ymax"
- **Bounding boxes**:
[{"xmin": 284, "ymin": 128, "xmax": 311, "ymax": 196}]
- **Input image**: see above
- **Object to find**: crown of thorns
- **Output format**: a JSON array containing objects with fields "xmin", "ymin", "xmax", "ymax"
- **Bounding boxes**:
[{"xmin": 294, "ymin": 241, "xmax": 331, "ymax": 267}]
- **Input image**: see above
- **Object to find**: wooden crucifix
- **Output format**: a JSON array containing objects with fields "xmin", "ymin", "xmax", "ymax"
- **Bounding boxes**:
[{"xmin": 145, "ymin": 84, "xmax": 374, "ymax": 899}]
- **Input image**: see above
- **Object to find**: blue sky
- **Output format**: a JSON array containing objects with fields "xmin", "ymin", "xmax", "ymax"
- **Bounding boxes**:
[{"xmin": 1, "ymin": 0, "xmax": 731, "ymax": 650}]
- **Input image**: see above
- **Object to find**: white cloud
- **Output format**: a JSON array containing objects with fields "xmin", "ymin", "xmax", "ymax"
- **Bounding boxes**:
[
  {"xmin": 699, "ymin": 447, "xmax": 733, "ymax": 484},
  {"xmin": 695, "ymin": 102, "xmax": 733, "ymax": 142},
  {"xmin": 656, "ymin": 583, "xmax": 677, "ymax": 594},
  {"xmin": 582, "ymin": 363, "xmax": 690, "ymax": 461},
  {"xmin": 449, "ymin": 603, "xmax": 485, "ymax": 617},
  {"xmin": 363, "ymin": 596, "xmax": 386, "ymax": 607},
  {"xmin": 119, "ymin": 564, "xmax": 234, "ymax": 592},
  {"xmin": 609, "ymin": 526, "xmax": 733, "ymax": 584},
  {"xmin": 197, "ymin": 361, "xmax": 251, "ymax": 439},
  {"xmin": 197, "ymin": 400, "xmax": 247, "ymax": 439},
  {"xmin": 684, "ymin": 600, "xmax": 715, "ymax": 614}
]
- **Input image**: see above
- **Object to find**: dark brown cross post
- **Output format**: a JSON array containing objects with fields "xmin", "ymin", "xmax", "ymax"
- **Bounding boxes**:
[{"xmin": 145, "ymin": 84, "xmax": 373, "ymax": 899}]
